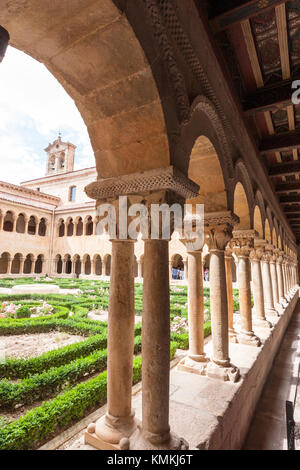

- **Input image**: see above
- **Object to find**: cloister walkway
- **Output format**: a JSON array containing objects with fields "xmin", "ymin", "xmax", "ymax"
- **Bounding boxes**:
[{"xmin": 244, "ymin": 297, "xmax": 300, "ymax": 450}]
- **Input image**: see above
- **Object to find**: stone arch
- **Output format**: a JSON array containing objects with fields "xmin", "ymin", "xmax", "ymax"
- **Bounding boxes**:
[
  {"xmin": 104, "ymin": 254, "xmax": 111, "ymax": 276},
  {"xmin": 171, "ymin": 254, "xmax": 184, "ymax": 280},
  {"xmin": 58, "ymin": 219, "xmax": 65, "ymax": 237},
  {"xmin": 34, "ymin": 254, "xmax": 44, "ymax": 274},
  {"xmin": 56, "ymin": 255, "xmax": 63, "ymax": 275},
  {"xmin": 76, "ymin": 217, "xmax": 83, "ymax": 236},
  {"xmin": 1, "ymin": 1, "xmax": 177, "ymax": 180},
  {"xmin": 0, "ymin": 252, "xmax": 10, "ymax": 274},
  {"xmin": 83, "ymin": 254, "xmax": 91, "ymax": 275},
  {"xmin": 24, "ymin": 254, "xmax": 34, "ymax": 274},
  {"xmin": 235, "ymin": 161, "xmax": 255, "ymax": 224},
  {"xmin": 233, "ymin": 182, "xmax": 251, "ymax": 230},
  {"xmin": 73, "ymin": 255, "xmax": 81, "ymax": 276},
  {"xmin": 178, "ymin": 96, "xmax": 234, "ymax": 211},
  {"xmin": 93, "ymin": 254, "xmax": 102, "ymax": 276},
  {"xmin": 3, "ymin": 211, "xmax": 14, "ymax": 232},
  {"xmin": 85, "ymin": 216, "xmax": 94, "ymax": 236},
  {"xmin": 264, "ymin": 218, "xmax": 272, "ymax": 244},
  {"xmin": 11, "ymin": 253, "xmax": 22, "ymax": 274},
  {"xmin": 16, "ymin": 213, "xmax": 26, "ymax": 233},
  {"xmin": 64, "ymin": 254, "xmax": 72, "ymax": 275},
  {"xmin": 253, "ymin": 205, "xmax": 264, "ymax": 239},
  {"xmin": 38, "ymin": 218, "xmax": 47, "ymax": 237},
  {"xmin": 27, "ymin": 216, "xmax": 37, "ymax": 235},
  {"xmin": 66, "ymin": 218, "xmax": 74, "ymax": 237}
]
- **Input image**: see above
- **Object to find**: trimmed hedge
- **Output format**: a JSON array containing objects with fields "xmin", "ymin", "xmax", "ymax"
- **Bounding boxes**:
[
  {"xmin": 0, "ymin": 336, "xmax": 143, "ymax": 409},
  {"xmin": 0, "ymin": 342, "xmax": 178, "ymax": 450}
]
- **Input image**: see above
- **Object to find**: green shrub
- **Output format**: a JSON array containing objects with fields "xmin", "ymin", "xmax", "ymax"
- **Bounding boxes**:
[{"xmin": 15, "ymin": 306, "xmax": 31, "ymax": 319}]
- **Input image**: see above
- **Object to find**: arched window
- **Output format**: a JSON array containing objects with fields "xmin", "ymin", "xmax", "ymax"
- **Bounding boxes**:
[
  {"xmin": 86, "ymin": 216, "xmax": 93, "ymax": 236},
  {"xmin": 94, "ymin": 255, "xmax": 102, "ymax": 275},
  {"xmin": 58, "ymin": 220, "xmax": 65, "ymax": 237},
  {"xmin": 84, "ymin": 255, "xmax": 91, "ymax": 275},
  {"xmin": 3, "ymin": 211, "xmax": 14, "ymax": 232},
  {"xmin": 76, "ymin": 217, "xmax": 83, "ymax": 236},
  {"xmin": 11, "ymin": 253, "xmax": 22, "ymax": 274},
  {"xmin": 28, "ymin": 216, "xmax": 37, "ymax": 235},
  {"xmin": 24, "ymin": 254, "xmax": 33, "ymax": 274},
  {"xmin": 65, "ymin": 255, "xmax": 72, "ymax": 274},
  {"xmin": 16, "ymin": 214, "xmax": 26, "ymax": 233},
  {"xmin": 56, "ymin": 255, "xmax": 63, "ymax": 274},
  {"xmin": 69, "ymin": 186, "xmax": 76, "ymax": 202},
  {"xmin": 67, "ymin": 219, "xmax": 74, "ymax": 237},
  {"xmin": 34, "ymin": 255, "xmax": 43, "ymax": 274},
  {"xmin": 38, "ymin": 218, "xmax": 47, "ymax": 237},
  {"xmin": 0, "ymin": 252, "xmax": 10, "ymax": 274},
  {"xmin": 104, "ymin": 255, "xmax": 111, "ymax": 276}
]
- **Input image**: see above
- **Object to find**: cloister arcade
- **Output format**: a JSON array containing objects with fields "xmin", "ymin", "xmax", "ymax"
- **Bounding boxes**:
[{"xmin": 1, "ymin": 0, "xmax": 300, "ymax": 451}]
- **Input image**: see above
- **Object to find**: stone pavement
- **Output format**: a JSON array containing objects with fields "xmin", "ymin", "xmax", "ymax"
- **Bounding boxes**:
[{"xmin": 244, "ymin": 300, "xmax": 300, "ymax": 450}]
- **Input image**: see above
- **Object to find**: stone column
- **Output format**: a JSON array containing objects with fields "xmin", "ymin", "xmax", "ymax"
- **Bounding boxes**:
[
  {"xmin": 261, "ymin": 247, "xmax": 278, "ymax": 317},
  {"xmin": 6, "ymin": 256, "xmax": 12, "ymax": 275},
  {"xmin": 85, "ymin": 239, "xmax": 137, "ymax": 450},
  {"xmin": 204, "ymin": 212, "xmax": 240, "ymax": 382},
  {"xmin": 250, "ymin": 241, "xmax": 272, "ymax": 328},
  {"xmin": 62, "ymin": 259, "xmax": 67, "ymax": 275},
  {"xmin": 19, "ymin": 257, "xmax": 25, "ymax": 275},
  {"xmin": 178, "ymin": 248, "xmax": 208, "ymax": 374},
  {"xmin": 230, "ymin": 230, "xmax": 261, "ymax": 346},
  {"xmin": 276, "ymin": 253, "xmax": 288, "ymax": 308},
  {"xmin": 138, "ymin": 260, "xmax": 143, "ymax": 279},
  {"xmin": 30, "ymin": 257, "xmax": 36, "ymax": 275},
  {"xmin": 283, "ymin": 258, "xmax": 291, "ymax": 300},
  {"xmin": 0, "ymin": 215, "xmax": 3, "ymax": 231},
  {"xmin": 169, "ymin": 261, "xmax": 172, "ymax": 280},
  {"xmin": 84, "ymin": 166, "xmax": 198, "ymax": 451},
  {"xmin": 101, "ymin": 261, "xmax": 106, "ymax": 277},
  {"xmin": 183, "ymin": 259, "xmax": 188, "ymax": 281},
  {"xmin": 224, "ymin": 249, "xmax": 238, "ymax": 342},
  {"xmin": 12, "ymin": 217, "xmax": 17, "ymax": 233},
  {"xmin": 270, "ymin": 250, "xmax": 283, "ymax": 314}
]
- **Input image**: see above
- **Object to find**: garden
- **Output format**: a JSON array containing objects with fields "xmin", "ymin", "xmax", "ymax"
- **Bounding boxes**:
[{"xmin": 0, "ymin": 277, "xmax": 239, "ymax": 450}]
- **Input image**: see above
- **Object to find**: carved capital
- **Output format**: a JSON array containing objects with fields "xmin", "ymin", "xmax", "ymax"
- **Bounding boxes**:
[
  {"xmin": 85, "ymin": 166, "xmax": 199, "ymax": 202},
  {"xmin": 204, "ymin": 211, "xmax": 239, "ymax": 251},
  {"xmin": 229, "ymin": 230, "xmax": 257, "ymax": 258}
]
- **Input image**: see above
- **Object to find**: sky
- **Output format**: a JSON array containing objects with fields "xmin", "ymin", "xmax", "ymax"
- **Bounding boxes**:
[{"xmin": 0, "ymin": 46, "xmax": 94, "ymax": 185}]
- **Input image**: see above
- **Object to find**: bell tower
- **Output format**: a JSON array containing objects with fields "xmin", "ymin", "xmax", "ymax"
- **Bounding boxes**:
[{"xmin": 44, "ymin": 134, "xmax": 76, "ymax": 176}]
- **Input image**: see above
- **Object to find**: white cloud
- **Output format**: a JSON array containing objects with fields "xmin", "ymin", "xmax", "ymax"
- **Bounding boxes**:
[{"xmin": 0, "ymin": 46, "xmax": 94, "ymax": 184}]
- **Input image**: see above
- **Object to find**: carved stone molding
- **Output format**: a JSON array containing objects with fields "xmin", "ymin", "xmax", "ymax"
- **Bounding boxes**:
[
  {"xmin": 229, "ymin": 230, "xmax": 257, "ymax": 258},
  {"xmin": 85, "ymin": 166, "xmax": 199, "ymax": 202},
  {"xmin": 204, "ymin": 211, "xmax": 239, "ymax": 251}
]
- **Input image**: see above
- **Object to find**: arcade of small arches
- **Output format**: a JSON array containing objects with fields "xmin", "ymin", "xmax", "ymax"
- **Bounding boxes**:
[{"xmin": 0, "ymin": 210, "xmax": 48, "ymax": 237}]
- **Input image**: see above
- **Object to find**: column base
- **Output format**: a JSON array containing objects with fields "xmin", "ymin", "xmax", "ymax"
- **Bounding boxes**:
[
  {"xmin": 265, "ymin": 307, "xmax": 280, "ymax": 318},
  {"xmin": 177, "ymin": 355, "xmax": 208, "ymax": 376},
  {"xmin": 84, "ymin": 412, "xmax": 138, "ymax": 451},
  {"xmin": 129, "ymin": 426, "xmax": 189, "ymax": 450},
  {"xmin": 253, "ymin": 317, "xmax": 273, "ymax": 329},
  {"xmin": 229, "ymin": 328, "xmax": 239, "ymax": 343},
  {"xmin": 237, "ymin": 330, "xmax": 261, "ymax": 347},
  {"xmin": 207, "ymin": 360, "xmax": 240, "ymax": 383},
  {"xmin": 279, "ymin": 297, "xmax": 288, "ymax": 308},
  {"xmin": 275, "ymin": 303, "xmax": 284, "ymax": 315}
]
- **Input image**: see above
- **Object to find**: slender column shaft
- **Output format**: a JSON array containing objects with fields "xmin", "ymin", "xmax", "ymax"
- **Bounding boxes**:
[
  {"xmin": 251, "ymin": 259, "xmax": 266, "ymax": 321},
  {"xmin": 19, "ymin": 258, "xmax": 24, "ymax": 275},
  {"xmin": 169, "ymin": 261, "xmax": 172, "ymax": 280},
  {"xmin": 30, "ymin": 259, "xmax": 35, "ymax": 274},
  {"xmin": 187, "ymin": 251, "xmax": 206, "ymax": 359},
  {"xmin": 142, "ymin": 239, "xmax": 170, "ymax": 443},
  {"xmin": 261, "ymin": 258, "xmax": 277, "ymax": 315},
  {"xmin": 225, "ymin": 254, "xmax": 237, "ymax": 341},
  {"xmin": 270, "ymin": 260, "xmax": 279, "ymax": 305},
  {"xmin": 210, "ymin": 249, "xmax": 230, "ymax": 366},
  {"xmin": 183, "ymin": 260, "xmax": 188, "ymax": 281},
  {"xmin": 7, "ymin": 258, "xmax": 12, "ymax": 275},
  {"xmin": 138, "ymin": 261, "xmax": 143, "ymax": 279},
  {"xmin": 101, "ymin": 262, "xmax": 106, "ymax": 276},
  {"xmin": 107, "ymin": 241, "xmax": 135, "ymax": 420},
  {"xmin": 276, "ymin": 261, "xmax": 284, "ymax": 301}
]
